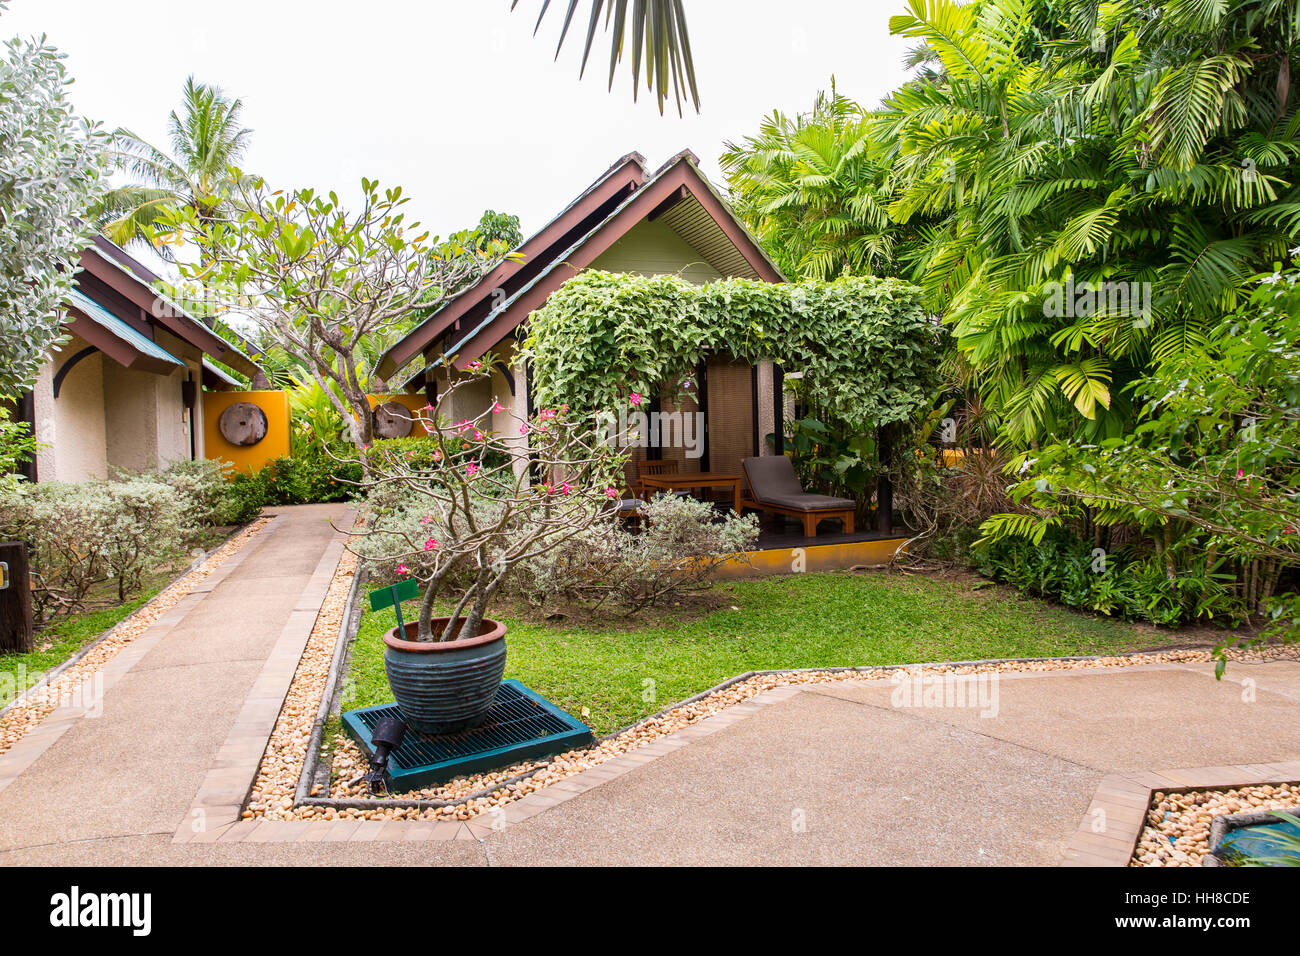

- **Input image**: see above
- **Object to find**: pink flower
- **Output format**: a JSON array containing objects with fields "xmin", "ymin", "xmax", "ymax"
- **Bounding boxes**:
[
  {"xmin": 605, "ymin": 487, "xmax": 618, "ymax": 499},
  {"xmin": 560, "ymin": 404, "xmax": 569, "ymax": 414},
  {"xmin": 454, "ymin": 419, "xmax": 472, "ymax": 434},
  {"xmin": 466, "ymin": 463, "xmax": 479, "ymax": 478},
  {"xmin": 422, "ymin": 403, "xmax": 434, "ymax": 412},
  {"xmin": 421, "ymin": 514, "xmax": 433, "ymax": 525},
  {"xmin": 423, "ymin": 537, "xmax": 439, "ymax": 551},
  {"xmin": 519, "ymin": 423, "xmax": 530, "ymax": 436},
  {"xmin": 473, "ymin": 429, "xmax": 485, "ymax": 441},
  {"xmin": 539, "ymin": 409, "xmax": 557, "ymax": 420},
  {"xmin": 561, "ymin": 481, "xmax": 572, "ymax": 495},
  {"xmin": 492, "ymin": 401, "xmax": 504, "ymax": 414},
  {"xmin": 630, "ymin": 392, "xmax": 643, "ymax": 407},
  {"xmin": 1237, "ymin": 468, "xmax": 1245, "ymax": 479},
  {"xmin": 467, "ymin": 360, "xmax": 483, "ymax": 370},
  {"xmin": 396, "ymin": 564, "xmax": 411, "ymax": 577}
]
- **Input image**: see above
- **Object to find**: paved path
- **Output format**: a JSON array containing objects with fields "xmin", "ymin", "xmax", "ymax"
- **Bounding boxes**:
[
  {"xmin": 0, "ymin": 505, "xmax": 364, "ymax": 858},
  {"xmin": 0, "ymin": 512, "xmax": 1296, "ymax": 865}
]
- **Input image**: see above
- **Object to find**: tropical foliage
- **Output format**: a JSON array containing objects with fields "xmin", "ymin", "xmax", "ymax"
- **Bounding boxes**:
[
  {"xmin": 0, "ymin": 19, "xmax": 106, "ymax": 397},
  {"xmin": 880, "ymin": 0, "xmax": 1300, "ymax": 445},
  {"xmin": 90, "ymin": 76, "xmax": 251, "ymax": 262},
  {"xmin": 513, "ymin": 0, "xmax": 699, "ymax": 114},
  {"xmin": 723, "ymin": 0, "xmax": 1300, "ymax": 447},
  {"xmin": 0, "ymin": 406, "xmax": 36, "ymax": 490},
  {"xmin": 721, "ymin": 84, "xmax": 893, "ymax": 280},
  {"xmin": 979, "ymin": 264, "xmax": 1300, "ymax": 659}
]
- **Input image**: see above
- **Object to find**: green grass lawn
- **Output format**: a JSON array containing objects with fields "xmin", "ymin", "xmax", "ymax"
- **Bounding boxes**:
[{"xmin": 347, "ymin": 570, "xmax": 1188, "ymax": 736}]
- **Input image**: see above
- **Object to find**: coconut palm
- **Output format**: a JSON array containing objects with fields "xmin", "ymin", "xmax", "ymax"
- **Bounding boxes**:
[
  {"xmin": 512, "ymin": 0, "xmax": 699, "ymax": 114},
  {"xmin": 91, "ymin": 76, "xmax": 251, "ymax": 262}
]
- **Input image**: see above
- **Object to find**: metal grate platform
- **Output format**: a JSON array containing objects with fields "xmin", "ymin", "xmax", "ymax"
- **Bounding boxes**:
[{"xmin": 342, "ymin": 680, "xmax": 595, "ymax": 790}]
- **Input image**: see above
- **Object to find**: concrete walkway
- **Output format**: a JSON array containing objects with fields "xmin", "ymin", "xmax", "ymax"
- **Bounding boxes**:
[
  {"xmin": 0, "ymin": 505, "xmax": 368, "ymax": 857},
  {"xmin": 0, "ymin": 515, "xmax": 1296, "ymax": 865}
]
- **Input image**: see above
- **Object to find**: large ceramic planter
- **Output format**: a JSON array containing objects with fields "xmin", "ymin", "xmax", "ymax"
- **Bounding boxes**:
[{"xmin": 383, "ymin": 617, "xmax": 507, "ymax": 734}]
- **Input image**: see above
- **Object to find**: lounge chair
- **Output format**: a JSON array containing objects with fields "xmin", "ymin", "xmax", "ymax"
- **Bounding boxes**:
[{"xmin": 739, "ymin": 456, "xmax": 855, "ymax": 538}]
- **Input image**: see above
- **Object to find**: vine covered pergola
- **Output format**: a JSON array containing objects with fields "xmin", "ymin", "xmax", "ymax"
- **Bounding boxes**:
[{"xmin": 523, "ymin": 271, "xmax": 947, "ymax": 531}]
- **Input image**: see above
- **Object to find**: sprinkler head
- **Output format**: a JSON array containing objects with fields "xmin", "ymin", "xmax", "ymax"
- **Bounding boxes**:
[{"xmin": 362, "ymin": 717, "xmax": 407, "ymax": 794}]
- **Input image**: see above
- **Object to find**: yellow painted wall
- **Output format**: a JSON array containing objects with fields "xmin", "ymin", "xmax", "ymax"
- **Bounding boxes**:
[
  {"xmin": 366, "ymin": 394, "xmax": 431, "ymax": 439},
  {"xmin": 203, "ymin": 390, "xmax": 291, "ymax": 474},
  {"xmin": 713, "ymin": 537, "xmax": 910, "ymax": 579}
]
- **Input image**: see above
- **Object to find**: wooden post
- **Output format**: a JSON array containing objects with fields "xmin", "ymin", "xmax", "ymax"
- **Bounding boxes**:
[
  {"xmin": 772, "ymin": 364, "xmax": 784, "ymax": 456},
  {"xmin": 0, "ymin": 541, "xmax": 33, "ymax": 655},
  {"xmin": 876, "ymin": 426, "xmax": 894, "ymax": 536}
]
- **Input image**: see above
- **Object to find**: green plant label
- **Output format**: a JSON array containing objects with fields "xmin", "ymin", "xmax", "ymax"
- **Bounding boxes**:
[{"xmin": 368, "ymin": 577, "xmax": 418, "ymax": 611}]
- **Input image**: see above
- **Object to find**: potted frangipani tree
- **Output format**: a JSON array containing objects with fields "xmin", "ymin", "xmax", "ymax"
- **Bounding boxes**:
[{"xmin": 355, "ymin": 363, "xmax": 626, "ymax": 734}]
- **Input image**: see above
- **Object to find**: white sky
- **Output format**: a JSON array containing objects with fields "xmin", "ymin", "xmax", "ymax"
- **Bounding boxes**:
[{"xmin": 6, "ymin": 0, "xmax": 912, "ymax": 249}]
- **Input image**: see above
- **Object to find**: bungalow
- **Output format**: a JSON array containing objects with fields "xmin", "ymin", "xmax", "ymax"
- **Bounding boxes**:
[
  {"xmin": 376, "ymin": 150, "xmax": 789, "ymax": 484},
  {"xmin": 11, "ymin": 236, "xmax": 262, "ymax": 483}
]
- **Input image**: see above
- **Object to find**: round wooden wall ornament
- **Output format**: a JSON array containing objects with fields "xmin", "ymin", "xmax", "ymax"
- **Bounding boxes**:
[
  {"xmin": 219, "ymin": 402, "xmax": 269, "ymax": 446},
  {"xmin": 372, "ymin": 401, "xmax": 415, "ymax": 439}
]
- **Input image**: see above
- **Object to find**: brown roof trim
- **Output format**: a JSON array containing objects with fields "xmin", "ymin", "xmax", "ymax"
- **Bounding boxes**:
[
  {"xmin": 64, "ymin": 310, "xmax": 179, "ymax": 376},
  {"xmin": 376, "ymin": 153, "xmax": 647, "ymax": 380},
  {"xmin": 78, "ymin": 246, "xmax": 263, "ymax": 378},
  {"xmin": 447, "ymin": 159, "xmax": 784, "ymax": 365}
]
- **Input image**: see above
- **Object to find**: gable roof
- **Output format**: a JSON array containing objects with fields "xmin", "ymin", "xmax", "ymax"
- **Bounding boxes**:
[
  {"xmin": 65, "ymin": 288, "xmax": 187, "ymax": 375},
  {"xmin": 76, "ymin": 235, "xmax": 263, "ymax": 379},
  {"xmin": 378, "ymin": 150, "xmax": 783, "ymax": 384}
]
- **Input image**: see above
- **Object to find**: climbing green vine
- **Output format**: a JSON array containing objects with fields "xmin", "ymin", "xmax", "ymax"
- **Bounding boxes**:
[{"xmin": 522, "ymin": 272, "xmax": 944, "ymax": 429}]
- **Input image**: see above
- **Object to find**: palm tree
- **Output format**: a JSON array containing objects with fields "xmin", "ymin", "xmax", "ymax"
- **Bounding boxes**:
[
  {"xmin": 91, "ymin": 76, "xmax": 251, "ymax": 262},
  {"xmin": 874, "ymin": 0, "xmax": 1300, "ymax": 446},
  {"xmin": 720, "ymin": 84, "xmax": 895, "ymax": 279},
  {"xmin": 512, "ymin": 0, "xmax": 699, "ymax": 114}
]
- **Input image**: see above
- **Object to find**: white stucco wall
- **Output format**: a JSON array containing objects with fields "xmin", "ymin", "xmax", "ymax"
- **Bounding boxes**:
[
  {"xmin": 33, "ymin": 334, "xmax": 109, "ymax": 482},
  {"xmin": 30, "ymin": 331, "xmax": 201, "ymax": 483}
]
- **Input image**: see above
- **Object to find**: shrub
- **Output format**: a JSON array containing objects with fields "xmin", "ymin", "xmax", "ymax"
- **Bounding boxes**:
[
  {"xmin": 0, "ymin": 477, "xmax": 189, "ymax": 618},
  {"xmin": 514, "ymin": 494, "xmax": 760, "ymax": 613},
  {"xmin": 974, "ymin": 528, "xmax": 1241, "ymax": 629},
  {"xmin": 96, "ymin": 478, "xmax": 189, "ymax": 601},
  {"xmin": 261, "ymin": 451, "xmax": 362, "ymax": 505},
  {"xmin": 0, "ymin": 406, "xmax": 36, "ymax": 493},
  {"xmin": 0, "ymin": 483, "xmax": 109, "ymax": 620},
  {"xmin": 157, "ymin": 459, "xmax": 233, "ymax": 534},
  {"xmin": 223, "ymin": 469, "xmax": 268, "ymax": 525}
]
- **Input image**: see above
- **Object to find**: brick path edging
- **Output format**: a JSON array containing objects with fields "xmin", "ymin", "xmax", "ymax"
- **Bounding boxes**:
[
  {"xmin": 172, "ymin": 684, "xmax": 804, "ymax": 844},
  {"xmin": 0, "ymin": 517, "xmax": 280, "ymax": 798},
  {"xmin": 174, "ymin": 511, "xmax": 355, "ymax": 840},
  {"xmin": 1061, "ymin": 760, "xmax": 1300, "ymax": 867}
]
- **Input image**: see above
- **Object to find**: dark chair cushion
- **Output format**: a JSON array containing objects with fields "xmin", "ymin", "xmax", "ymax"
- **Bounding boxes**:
[
  {"xmin": 741, "ymin": 456, "xmax": 855, "ymax": 511},
  {"xmin": 759, "ymin": 492, "xmax": 856, "ymax": 511},
  {"xmin": 741, "ymin": 455, "xmax": 805, "ymax": 499}
]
